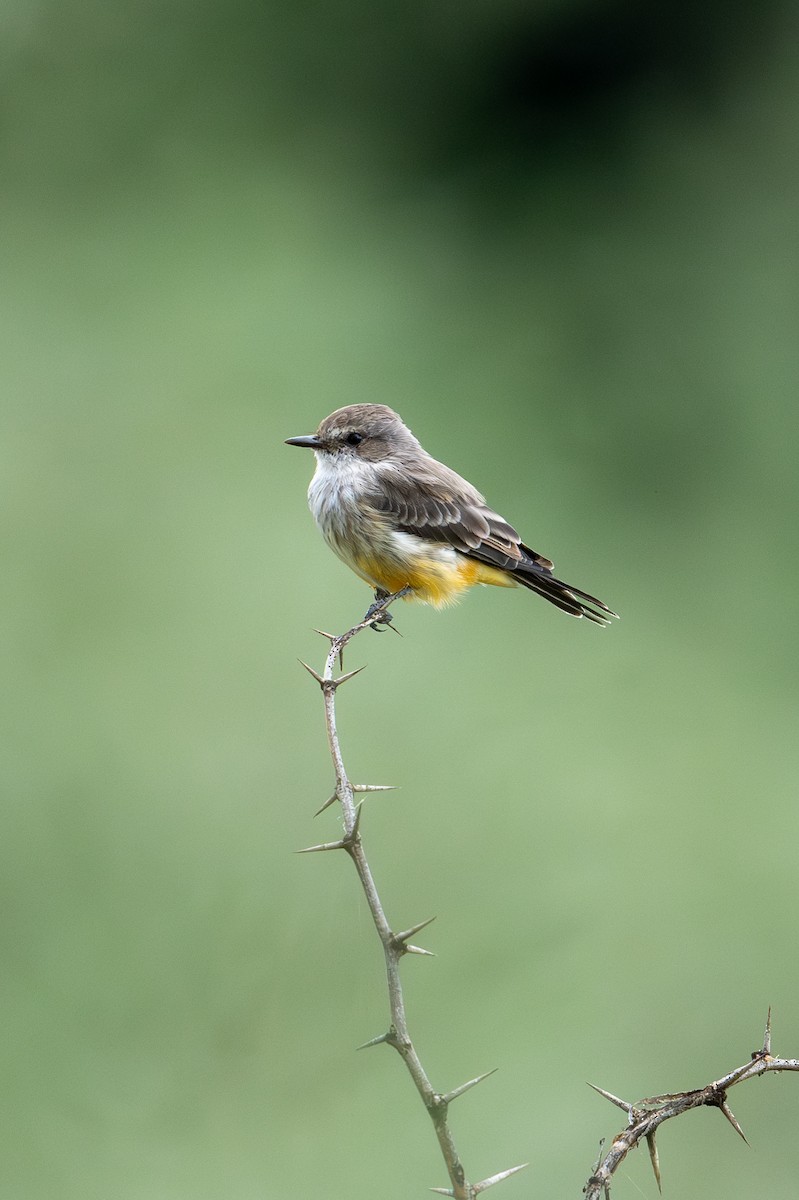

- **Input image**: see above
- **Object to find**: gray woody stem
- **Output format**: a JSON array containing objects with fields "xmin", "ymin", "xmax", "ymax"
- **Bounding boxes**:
[
  {"xmin": 299, "ymin": 599, "xmax": 798, "ymax": 1199},
  {"xmin": 298, "ymin": 591, "xmax": 526, "ymax": 1200},
  {"xmin": 585, "ymin": 1009, "xmax": 799, "ymax": 1197}
]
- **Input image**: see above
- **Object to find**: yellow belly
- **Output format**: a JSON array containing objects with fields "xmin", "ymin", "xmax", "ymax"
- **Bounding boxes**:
[{"xmin": 352, "ymin": 551, "xmax": 517, "ymax": 608}]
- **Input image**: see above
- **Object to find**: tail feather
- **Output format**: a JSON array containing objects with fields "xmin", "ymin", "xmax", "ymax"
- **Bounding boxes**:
[{"xmin": 515, "ymin": 564, "xmax": 618, "ymax": 626}]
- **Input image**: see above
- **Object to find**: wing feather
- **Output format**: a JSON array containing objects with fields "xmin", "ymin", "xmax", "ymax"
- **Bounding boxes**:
[
  {"xmin": 367, "ymin": 467, "xmax": 552, "ymax": 569},
  {"xmin": 365, "ymin": 463, "xmax": 615, "ymax": 623}
]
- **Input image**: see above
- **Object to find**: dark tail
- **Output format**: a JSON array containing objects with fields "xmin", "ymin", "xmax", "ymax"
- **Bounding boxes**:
[{"xmin": 516, "ymin": 561, "xmax": 618, "ymax": 626}]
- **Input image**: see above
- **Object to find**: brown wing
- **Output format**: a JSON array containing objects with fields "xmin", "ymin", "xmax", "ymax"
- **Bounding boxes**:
[
  {"xmin": 367, "ymin": 463, "xmax": 616, "ymax": 624},
  {"xmin": 367, "ymin": 466, "xmax": 555, "ymax": 572}
]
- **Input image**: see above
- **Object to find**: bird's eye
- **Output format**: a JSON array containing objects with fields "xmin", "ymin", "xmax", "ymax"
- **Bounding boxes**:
[{"xmin": 344, "ymin": 431, "xmax": 364, "ymax": 446}]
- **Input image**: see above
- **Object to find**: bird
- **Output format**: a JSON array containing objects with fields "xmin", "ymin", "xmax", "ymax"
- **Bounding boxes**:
[{"xmin": 286, "ymin": 404, "xmax": 617, "ymax": 626}]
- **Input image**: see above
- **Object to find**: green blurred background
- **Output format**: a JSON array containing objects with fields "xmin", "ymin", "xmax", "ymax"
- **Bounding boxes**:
[{"xmin": 4, "ymin": 1, "xmax": 799, "ymax": 1196}]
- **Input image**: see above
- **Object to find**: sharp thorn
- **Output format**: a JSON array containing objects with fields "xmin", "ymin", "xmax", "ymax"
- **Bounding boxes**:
[
  {"xmin": 441, "ymin": 1068, "xmax": 498, "ymax": 1105},
  {"xmin": 587, "ymin": 1082, "xmax": 631, "ymax": 1113},
  {"xmin": 298, "ymin": 659, "xmax": 325, "ymax": 685},
  {"xmin": 473, "ymin": 1162, "xmax": 529, "ymax": 1192},
  {"xmin": 404, "ymin": 944, "xmax": 435, "ymax": 957},
  {"xmin": 355, "ymin": 1032, "xmax": 391, "ymax": 1051},
  {"xmin": 333, "ymin": 665, "xmax": 367, "ymax": 686},
  {"xmin": 393, "ymin": 916, "xmax": 437, "ymax": 944},
  {"xmin": 313, "ymin": 793, "xmax": 338, "ymax": 817},
  {"xmin": 296, "ymin": 838, "xmax": 346, "ymax": 854},
  {"xmin": 763, "ymin": 1005, "xmax": 773, "ymax": 1055},
  {"xmin": 312, "ymin": 629, "xmax": 338, "ymax": 643},
  {"xmin": 352, "ymin": 783, "xmax": 398, "ymax": 793},
  {"xmin": 429, "ymin": 1189, "xmax": 454, "ymax": 1197},
  {"xmin": 343, "ymin": 802, "xmax": 364, "ymax": 845},
  {"xmin": 646, "ymin": 1132, "xmax": 662, "ymax": 1193},
  {"xmin": 720, "ymin": 1099, "xmax": 749, "ymax": 1145}
]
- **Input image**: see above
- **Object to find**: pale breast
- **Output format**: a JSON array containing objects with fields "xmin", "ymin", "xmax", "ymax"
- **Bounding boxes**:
[{"xmin": 307, "ymin": 453, "xmax": 393, "ymax": 566}]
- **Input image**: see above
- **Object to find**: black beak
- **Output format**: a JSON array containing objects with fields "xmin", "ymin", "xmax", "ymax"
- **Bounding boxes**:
[{"xmin": 285, "ymin": 435, "xmax": 322, "ymax": 449}]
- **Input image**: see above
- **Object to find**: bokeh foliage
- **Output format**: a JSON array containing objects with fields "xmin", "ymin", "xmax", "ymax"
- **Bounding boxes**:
[{"xmin": 3, "ymin": 1, "xmax": 799, "ymax": 1196}]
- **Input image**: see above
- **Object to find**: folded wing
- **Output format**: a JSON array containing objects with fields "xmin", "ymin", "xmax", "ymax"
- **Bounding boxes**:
[{"xmin": 368, "ymin": 468, "xmax": 616, "ymax": 625}]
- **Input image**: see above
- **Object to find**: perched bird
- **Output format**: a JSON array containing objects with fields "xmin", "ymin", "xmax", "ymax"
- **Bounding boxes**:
[{"xmin": 286, "ymin": 404, "xmax": 616, "ymax": 626}]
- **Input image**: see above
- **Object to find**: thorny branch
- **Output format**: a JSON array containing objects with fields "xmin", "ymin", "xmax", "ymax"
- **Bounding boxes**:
[
  {"xmin": 584, "ymin": 1008, "xmax": 799, "ymax": 1198},
  {"xmin": 297, "ymin": 591, "xmax": 526, "ymax": 1200},
  {"xmin": 296, "ymin": 597, "xmax": 798, "ymax": 1199}
]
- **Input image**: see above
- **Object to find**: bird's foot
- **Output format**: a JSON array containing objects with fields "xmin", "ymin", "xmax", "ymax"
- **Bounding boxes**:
[{"xmin": 364, "ymin": 587, "xmax": 411, "ymax": 632}]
